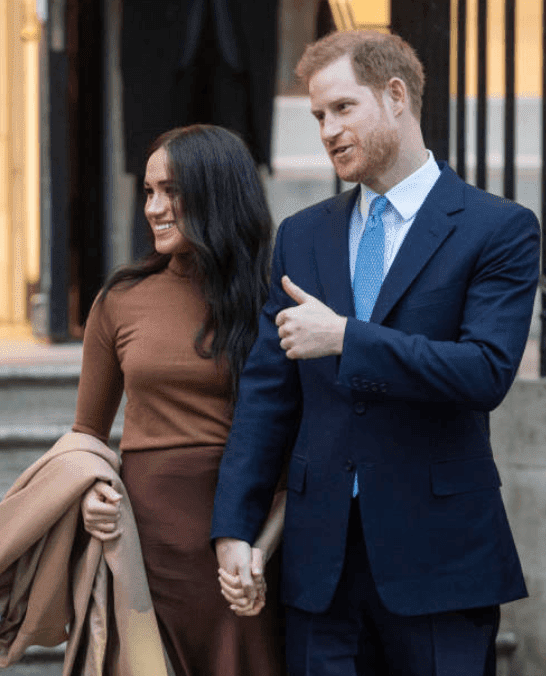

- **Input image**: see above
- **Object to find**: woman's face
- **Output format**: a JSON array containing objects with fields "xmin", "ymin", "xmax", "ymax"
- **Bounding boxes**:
[{"xmin": 144, "ymin": 146, "xmax": 189, "ymax": 255}]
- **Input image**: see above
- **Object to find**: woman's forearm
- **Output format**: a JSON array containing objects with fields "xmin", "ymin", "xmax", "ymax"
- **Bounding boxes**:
[{"xmin": 252, "ymin": 490, "xmax": 286, "ymax": 563}]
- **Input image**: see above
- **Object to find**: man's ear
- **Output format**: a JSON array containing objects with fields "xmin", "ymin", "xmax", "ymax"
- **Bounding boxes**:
[{"xmin": 386, "ymin": 77, "xmax": 407, "ymax": 117}]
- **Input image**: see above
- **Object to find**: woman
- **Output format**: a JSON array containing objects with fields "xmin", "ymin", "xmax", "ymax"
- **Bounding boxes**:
[{"xmin": 73, "ymin": 125, "xmax": 285, "ymax": 675}]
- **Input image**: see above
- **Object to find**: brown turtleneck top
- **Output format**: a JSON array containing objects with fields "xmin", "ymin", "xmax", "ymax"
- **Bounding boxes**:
[{"xmin": 72, "ymin": 256, "xmax": 232, "ymax": 452}]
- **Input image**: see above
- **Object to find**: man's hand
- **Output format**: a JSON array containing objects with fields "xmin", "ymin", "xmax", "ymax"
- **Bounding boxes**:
[
  {"xmin": 216, "ymin": 538, "xmax": 257, "ymax": 611},
  {"xmin": 276, "ymin": 276, "xmax": 347, "ymax": 359}
]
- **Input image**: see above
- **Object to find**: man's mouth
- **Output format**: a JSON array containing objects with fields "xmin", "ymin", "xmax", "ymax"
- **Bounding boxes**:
[{"xmin": 331, "ymin": 145, "xmax": 352, "ymax": 158}]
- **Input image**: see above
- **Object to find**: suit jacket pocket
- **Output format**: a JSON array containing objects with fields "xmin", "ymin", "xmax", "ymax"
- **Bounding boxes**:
[
  {"xmin": 287, "ymin": 455, "xmax": 307, "ymax": 494},
  {"xmin": 431, "ymin": 456, "xmax": 501, "ymax": 497}
]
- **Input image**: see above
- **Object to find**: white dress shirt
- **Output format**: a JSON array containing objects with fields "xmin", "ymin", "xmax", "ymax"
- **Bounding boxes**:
[{"xmin": 349, "ymin": 152, "xmax": 441, "ymax": 283}]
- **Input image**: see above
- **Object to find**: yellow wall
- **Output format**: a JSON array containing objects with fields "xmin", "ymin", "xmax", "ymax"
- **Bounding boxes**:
[
  {"xmin": 0, "ymin": 0, "xmax": 41, "ymax": 327},
  {"xmin": 451, "ymin": 0, "xmax": 542, "ymax": 98},
  {"xmin": 329, "ymin": 0, "xmax": 390, "ymax": 31},
  {"xmin": 331, "ymin": 0, "xmax": 542, "ymax": 97}
]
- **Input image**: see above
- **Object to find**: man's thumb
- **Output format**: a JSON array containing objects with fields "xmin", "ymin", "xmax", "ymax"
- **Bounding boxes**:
[{"xmin": 282, "ymin": 275, "xmax": 310, "ymax": 305}]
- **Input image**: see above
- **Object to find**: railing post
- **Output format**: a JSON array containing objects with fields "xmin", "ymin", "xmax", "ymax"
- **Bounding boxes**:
[
  {"xmin": 456, "ymin": 0, "xmax": 466, "ymax": 180},
  {"xmin": 476, "ymin": 0, "xmax": 487, "ymax": 190},
  {"xmin": 504, "ymin": 0, "xmax": 515, "ymax": 200},
  {"xmin": 390, "ymin": 0, "xmax": 451, "ymax": 162}
]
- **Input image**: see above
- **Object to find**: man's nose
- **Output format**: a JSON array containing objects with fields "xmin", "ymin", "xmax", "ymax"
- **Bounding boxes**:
[{"xmin": 321, "ymin": 115, "xmax": 342, "ymax": 144}]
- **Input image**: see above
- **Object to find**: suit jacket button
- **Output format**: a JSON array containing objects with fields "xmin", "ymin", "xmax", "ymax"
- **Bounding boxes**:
[
  {"xmin": 354, "ymin": 402, "xmax": 367, "ymax": 415},
  {"xmin": 345, "ymin": 460, "xmax": 354, "ymax": 471}
]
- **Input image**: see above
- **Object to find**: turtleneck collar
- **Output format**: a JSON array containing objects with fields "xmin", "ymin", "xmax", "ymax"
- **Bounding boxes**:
[{"xmin": 167, "ymin": 254, "xmax": 192, "ymax": 278}]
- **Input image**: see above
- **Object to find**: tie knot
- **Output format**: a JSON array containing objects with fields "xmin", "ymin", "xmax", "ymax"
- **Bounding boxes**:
[{"xmin": 371, "ymin": 195, "xmax": 388, "ymax": 220}]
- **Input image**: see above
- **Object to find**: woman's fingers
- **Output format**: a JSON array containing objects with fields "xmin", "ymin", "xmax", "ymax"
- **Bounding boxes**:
[
  {"xmin": 82, "ymin": 481, "xmax": 123, "ymax": 540},
  {"xmin": 94, "ymin": 481, "xmax": 122, "ymax": 503},
  {"xmin": 85, "ymin": 524, "xmax": 123, "ymax": 541}
]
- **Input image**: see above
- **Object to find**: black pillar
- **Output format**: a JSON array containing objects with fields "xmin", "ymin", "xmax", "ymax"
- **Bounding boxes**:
[
  {"xmin": 72, "ymin": 0, "xmax": 105, "ymax": 325},
  {"xmin": 47, "ymin": 41, "xmax": 70, "ymax": 341},
  {"xmin": 390, "ymin": 0, "xmax": 451, "ymax": 162}
]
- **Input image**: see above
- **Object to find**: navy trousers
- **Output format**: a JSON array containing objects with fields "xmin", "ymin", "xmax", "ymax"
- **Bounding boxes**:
[{"xmin": 285, "ymin": 500, "xmax": 499, "ymax": 676}]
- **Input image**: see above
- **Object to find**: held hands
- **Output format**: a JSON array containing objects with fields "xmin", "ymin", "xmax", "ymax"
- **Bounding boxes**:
[
  {"xmin": 219, "ymin": 548, "xmax": 266, "ymax": 616},
  {"xmin": 276, "ymin": 276, "xmax": 347, "ymax": 359},
  {"xmin": 216, "ymin": 538, "xmax": 266, "ymax": 616},
  {"xmin": 81, "ymin": 480, "xmax": 123, "ymax": 541}
]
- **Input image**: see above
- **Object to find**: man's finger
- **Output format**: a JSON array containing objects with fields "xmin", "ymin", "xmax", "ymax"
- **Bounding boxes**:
[
  {"xmin": 282, "ymin": 275, "xmax": 312, "ymax": 306},
  {"xmin": 275, "ymin": 310, "xmax": 288, "ymax": 328},
  {"xmin": 218, "ymin": 568, "xmax": 242, "ymax": 587},
  {"xmin": 221, "ymin": 585, "xmax": 247, "ymax": 601}
]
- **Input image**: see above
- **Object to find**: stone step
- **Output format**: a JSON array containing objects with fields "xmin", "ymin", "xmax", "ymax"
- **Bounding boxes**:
[
  {"xmin": 0, "ymin": 363, "xmax": 80, "ymax": 423},
  {"xmin": 0, "ymin": 363, "xmax": 124, "ymax": 498},
  {"xmin": 0, "ymin": 363, "xmax": 125, "ymax": 436}
]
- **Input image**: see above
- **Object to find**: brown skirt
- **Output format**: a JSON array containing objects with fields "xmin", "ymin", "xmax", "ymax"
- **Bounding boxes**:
[{"xmin": 121, "ymin": 446, "xmax": 284, "ymax": 676}]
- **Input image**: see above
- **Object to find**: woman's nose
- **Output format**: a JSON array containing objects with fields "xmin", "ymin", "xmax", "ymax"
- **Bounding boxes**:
[{"xmin": 146, "ymin": 192, "xmax": 167, "ymax": 216}]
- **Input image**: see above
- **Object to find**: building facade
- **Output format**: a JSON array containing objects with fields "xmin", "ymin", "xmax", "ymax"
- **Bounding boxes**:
[{"xmin": 0, "ymin": 0, "xmax": 41, "ymax": 333}]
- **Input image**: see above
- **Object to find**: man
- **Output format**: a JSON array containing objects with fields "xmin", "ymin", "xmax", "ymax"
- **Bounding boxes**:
[{"xmin": 211, "ymin": 30, "xmax": 539, "ymax": 675}]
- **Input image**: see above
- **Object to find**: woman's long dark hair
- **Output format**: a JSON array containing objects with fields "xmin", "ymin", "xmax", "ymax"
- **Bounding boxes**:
[{"xmin": 101, "ymin": 125, "xmax": 274, "ymax": 404}]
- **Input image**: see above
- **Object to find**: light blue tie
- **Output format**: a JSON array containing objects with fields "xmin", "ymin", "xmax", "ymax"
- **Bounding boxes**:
[
  {"xmin": 352, "ymin": 195, "xmax": 388, "ymax": 497},
  {"xmin": 353, "ymin": 195, "xmax": 388, "ymax": 321}
]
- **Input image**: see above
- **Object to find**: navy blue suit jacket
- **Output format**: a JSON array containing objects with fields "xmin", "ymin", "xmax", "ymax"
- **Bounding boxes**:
[{"xmin": 211, "ymin": 164, "xmax": 539, "ymax": 616}]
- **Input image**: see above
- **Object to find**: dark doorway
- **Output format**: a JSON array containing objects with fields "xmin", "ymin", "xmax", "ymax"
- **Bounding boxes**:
[{"xmin": 66, "ymin": 0, "xmax": 105, "ymax": 336}]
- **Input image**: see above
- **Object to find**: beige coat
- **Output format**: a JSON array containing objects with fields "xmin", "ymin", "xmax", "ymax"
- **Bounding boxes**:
[{"xmin": 0, "ymin": 432, "xmax": 169, "ymax": 676}]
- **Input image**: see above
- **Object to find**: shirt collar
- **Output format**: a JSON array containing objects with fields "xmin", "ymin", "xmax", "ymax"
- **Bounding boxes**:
[{"xmin": 359, "ymin": 151, "xmax": 441, "ymax": 222}]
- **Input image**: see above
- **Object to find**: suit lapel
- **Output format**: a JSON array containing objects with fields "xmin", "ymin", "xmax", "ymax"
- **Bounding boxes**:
[
  {"xmin": 312, "ymin": 166, "xmax": 466, "ymax": 324},
  {"xmin": 313, "ymin": 187, "xmax": 359, "ymax": 317},
  {"xmin": 371, "ymin": 165, "xmax": 466, "ymax": 324}
]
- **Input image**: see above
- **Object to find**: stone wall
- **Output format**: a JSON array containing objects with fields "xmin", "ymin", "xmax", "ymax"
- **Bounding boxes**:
[{"xmin": 492, "ymin": 380, "xmax": 546, "ymax": 675}]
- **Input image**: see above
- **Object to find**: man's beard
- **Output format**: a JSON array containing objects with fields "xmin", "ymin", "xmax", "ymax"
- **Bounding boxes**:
[{"xmin": 339, "ymin": 124, "xmax": 400, "ymax": 185}]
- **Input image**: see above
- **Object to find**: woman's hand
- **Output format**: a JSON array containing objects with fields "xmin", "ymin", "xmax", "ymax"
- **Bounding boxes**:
[
  {"xmin": 81, "ymin": 480, "xmax": 123, "ymax": 541},
  {"xmin": 218, "ymin": 547, "xmax": 266, "ymax": 616}
]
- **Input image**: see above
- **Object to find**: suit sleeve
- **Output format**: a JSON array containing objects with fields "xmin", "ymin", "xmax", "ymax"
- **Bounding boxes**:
[
  {"xmin": 338, "ymin": 207, "xmax": 540, "ymax": 410},
  {"xmin": 211, "ymin": 222, "xmax": 302, "ymax": 544}
]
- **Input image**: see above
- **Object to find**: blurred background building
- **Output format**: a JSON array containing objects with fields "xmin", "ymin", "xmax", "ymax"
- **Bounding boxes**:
[
  {"xmin": 1, "ymin": 2, "xmax": 546, "ymax": 675},
  {"xmin": 1, "ymin": 0, "xmax": 543, "ymax": 342},
  {"xmin": 0, "ymin": 0, "xmax": 41, "ymax": 336}
]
